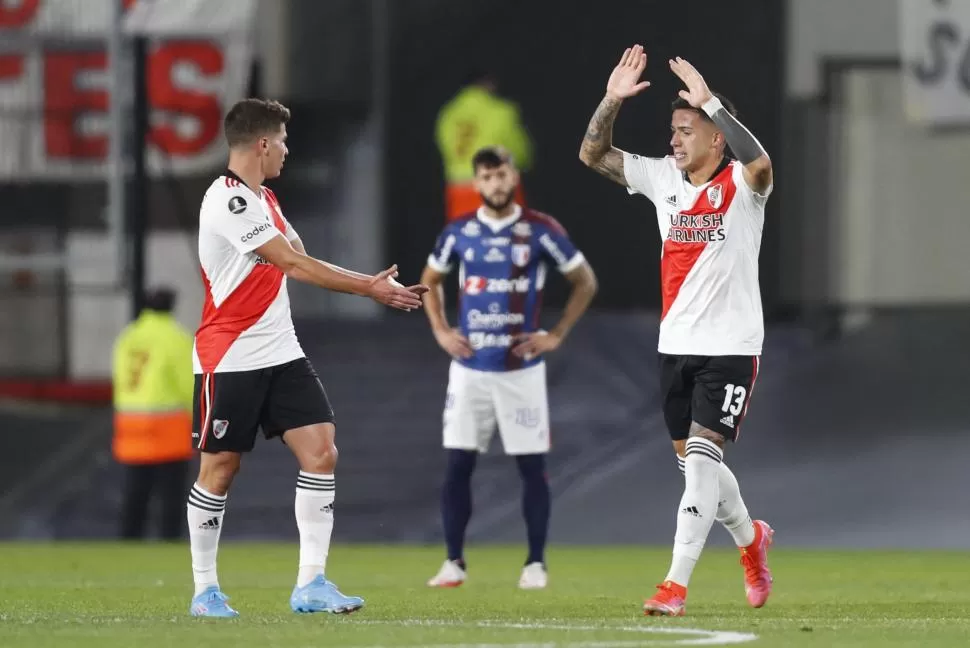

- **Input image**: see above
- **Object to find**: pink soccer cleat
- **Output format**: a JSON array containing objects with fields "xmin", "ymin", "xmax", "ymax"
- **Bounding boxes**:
[
  {"xmin": 643, "ymin": 580, "xmax": 687, "ymax": 617},
  {"xmin": 739, "ymin": 519, "xmax": 774, "ymax": 608}
]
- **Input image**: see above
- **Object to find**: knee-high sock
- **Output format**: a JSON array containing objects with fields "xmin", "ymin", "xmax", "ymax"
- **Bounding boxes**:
[
  {"xmin": 441, "ymin": 449, "xmax": 477, "ymax": 564},
  {"xmin": 666, "ymin": 438, "xmax": 722, "ymax": 587},
  {"xmin": 515, "ymin": 453, "xmax": 550, "ymax": 565}
]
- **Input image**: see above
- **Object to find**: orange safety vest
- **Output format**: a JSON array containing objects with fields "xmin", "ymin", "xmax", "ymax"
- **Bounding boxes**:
[
  {"xmin": 113, "ymin": 409, "xmax": 193, "ymax": 464},
  {"xmin": 112, "ymin": 311, "xmax": 194, "ymax": 465}
]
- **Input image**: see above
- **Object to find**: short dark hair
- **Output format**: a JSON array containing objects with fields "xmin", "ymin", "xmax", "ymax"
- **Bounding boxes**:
[
  {"xmin": 471, "ymin": 146, "xmax": 515, "ymax": 174},
  {"xmin": 671, "ymin": 92, "xmax": 738, "ymax": 122},
  {"xmin": 143, "ymin": 287, "xmax": 176, "ymax": 313},
  {"xmin": 224, "ymin": 98, "xmax": 291, "ymax": 148}
]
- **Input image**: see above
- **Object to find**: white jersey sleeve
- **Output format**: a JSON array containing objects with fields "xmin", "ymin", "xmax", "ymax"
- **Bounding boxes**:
[
  {"xmin": 283, "ymin": 218, "xmax": 300, "ymax": 243},
  {"xmin": 732, "ymin": 159, "xmax": 773, "ymax": 219},
  {"xmin": 204, "ymin": 189, "xmax": 283, "ymax": 255},
  {"xmin": 622, "ymin": 151, "xmax": 670, "ymax": 203},
  {"xmin": 262, "ymin": 187, "xmax": 300, "ymax": 243}
]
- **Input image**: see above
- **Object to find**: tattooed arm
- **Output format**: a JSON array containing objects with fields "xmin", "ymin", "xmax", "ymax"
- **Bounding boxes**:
[
  {"xmin": 578, "ymin": 95, "xmax": 627, "ymax": 185},
  {"xmin": 578, "ymin": 45, "xmax": 651, "ymax": 186}
]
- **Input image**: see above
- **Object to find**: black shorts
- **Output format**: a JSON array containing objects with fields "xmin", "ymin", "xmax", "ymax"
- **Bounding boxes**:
[
  {"xmin": 659, "ymin": 354, "xmax": 760, "ymax": 442},
  {"xmin": 192, "ymin": 358, "xmax": 335, "ymax": 453}
]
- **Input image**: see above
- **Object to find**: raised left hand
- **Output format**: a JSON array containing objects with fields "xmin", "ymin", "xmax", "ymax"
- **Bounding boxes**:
[
  {"xmin": 512, "ymin": 330, "xmax": 561, "ymax": 359},
  {"xmin": 669, "ymin": 56, "xmax": 713, "ymax": 109}
]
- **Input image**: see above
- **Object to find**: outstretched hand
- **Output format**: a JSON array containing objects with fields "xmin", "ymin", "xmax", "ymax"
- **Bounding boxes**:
[
  {"xmin": 669, "ymin": 56, "xmax": 713, "ymax": 108},
  {"xmin": 368, "ymin": 265, "xmax": 427, "ymax": 311},
  {"xmin": 606, "ymin": 44, "xmax": 651, "ymax": 100}
]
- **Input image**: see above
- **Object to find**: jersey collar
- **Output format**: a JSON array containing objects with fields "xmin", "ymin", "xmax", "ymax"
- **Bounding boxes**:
[
  {"xmin": 683, "ymin": 155, "xmax": 732, "ymax": 186},
  {"xmin": 224, "ymin": 169, "xmax": 262, "ymax": 197},
  {"xmin": 476, "ymin": 204, "xmax": 522, "ymax": 233}
]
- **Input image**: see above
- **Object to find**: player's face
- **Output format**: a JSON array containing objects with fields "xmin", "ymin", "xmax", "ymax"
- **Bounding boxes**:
[
  {"xmin": 670, "ymin": 109, "xmax": 720, "ymax": 173},
  {"xmin": 474, "ymin": 163, "xmax": 519, "ymax": 211},
  {"xmin": 259, "ymin": 124, "xmax": 288, "ymax": 179}
]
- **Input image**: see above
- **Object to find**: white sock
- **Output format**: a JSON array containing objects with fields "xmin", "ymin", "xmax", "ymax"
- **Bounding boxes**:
[
  {"xmin": 716, "ymin": 462, "xmax": 756, "ymax": 547},
  {"xmin": 678, "ymin": 456, "xmax": 756, "ymax": 548},
  {"xmin": 295, "ymin": 471, "xmax": 335, "ymax": 587},
  {"xmin": 666, "ymin": 438, "xmax": 722, "ymax": 588},
  {"xmin": 187, "ymin": 483, "xmax": 227, "ymax": 596}
]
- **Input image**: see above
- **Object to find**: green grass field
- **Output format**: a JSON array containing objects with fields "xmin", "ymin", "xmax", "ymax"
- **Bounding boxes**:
[{"xmin": 0, "ymin": 543, "xmax": 968, "ymax": 647}]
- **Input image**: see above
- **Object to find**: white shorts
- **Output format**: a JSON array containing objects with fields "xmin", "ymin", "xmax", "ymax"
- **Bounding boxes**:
[{"xmin": 443, "ymin": 361, "xmax": 550, "ymax": 455}]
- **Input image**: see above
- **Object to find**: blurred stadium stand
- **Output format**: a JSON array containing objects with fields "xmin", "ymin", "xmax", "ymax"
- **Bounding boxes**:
[{"xmin": 0, "ymin": 0, "xmax": 967, "ymax": 552}]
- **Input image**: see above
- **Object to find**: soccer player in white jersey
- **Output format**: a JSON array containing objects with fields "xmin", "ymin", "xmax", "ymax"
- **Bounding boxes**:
[
  {"xmin": 187, "ymin": 98, "xmax": 427, "ymax": 618},
  {"xmin": 579, "ymin": 45, "xmax": 775, "ymax": 616}
]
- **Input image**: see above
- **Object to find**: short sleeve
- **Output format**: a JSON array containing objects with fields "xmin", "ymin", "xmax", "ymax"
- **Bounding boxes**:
[
  {"xmin": 537, "ymin": 220, "xmax": 585, "ymax": 274},
  {"xmin": 280, "ymin": 214, "xmax": 300, "ymax": 242},
  {"xmin": 623, "ymin": 151, "xmax": 668, "ymax": 202},
  {"xmin": 263, "ymin": 187, "xmax": 300, "ymax": 242},
  {"xmin": 427, "ymin": 228, "xmax": 459, "ymax": 274},
  {"xmin": 733, "ymin": 160, "xmax": 773, "ymax": 207},
  {"xmin": 206, "ymin": 191, "xmax": 282, "ymax": 254}
]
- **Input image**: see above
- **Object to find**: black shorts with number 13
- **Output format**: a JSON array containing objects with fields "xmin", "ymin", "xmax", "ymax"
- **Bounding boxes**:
[{"xmin": 659, "ymin": 354, "xmax": 760, "ymax": 442}]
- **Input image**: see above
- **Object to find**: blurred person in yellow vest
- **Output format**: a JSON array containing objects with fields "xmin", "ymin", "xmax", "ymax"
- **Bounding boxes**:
[
  {"xmin": 112, "ymin": 287, "xmax": 194, "ymax": 540},
  {"xmin": 436, "ymin": 68, "xmax": 534, "ymax": 221}
]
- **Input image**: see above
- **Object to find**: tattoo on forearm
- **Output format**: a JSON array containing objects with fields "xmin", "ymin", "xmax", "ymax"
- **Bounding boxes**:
[
  {"xmin": 709, "ymin": 109, "xmax": 767, "ymax": 165},
  {"xmin": 592, "ymin": 150, "xmax": 625, "ymax": 185},
  {"xmin": 581, "ymin": 96, "xmax": 626, "ymax": 184},
  {"xmin": 581, "ymin": 95, "xmax": 622, "ymax": 160}
]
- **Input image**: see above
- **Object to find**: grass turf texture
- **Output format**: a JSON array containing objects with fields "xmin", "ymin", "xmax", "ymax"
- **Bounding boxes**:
[{"xmin": 0, "ymin": 543, "xmax": 968, "ymax": 647}]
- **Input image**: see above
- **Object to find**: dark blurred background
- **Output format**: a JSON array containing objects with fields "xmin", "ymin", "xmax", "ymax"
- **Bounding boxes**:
[{"xmin": 0, "ymin": 0, "xmax": 967, "ymax": 549}]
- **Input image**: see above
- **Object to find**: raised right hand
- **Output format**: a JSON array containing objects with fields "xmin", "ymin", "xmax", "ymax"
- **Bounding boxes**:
[
  {"xmin": 368, "ymin": 265, "xmax": 424, "ymax": 311},
  {"xmin": 434, "ymin": 326, "xmax": 473, "ymax": 360},
  {"xmin": 606, "ymin": 44, "xmax": 651, "ymax": 100}
]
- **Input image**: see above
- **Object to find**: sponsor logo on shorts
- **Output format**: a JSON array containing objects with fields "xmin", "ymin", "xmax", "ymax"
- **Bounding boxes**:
[
  {"xmin": 212, "ymin": 419, "xmax": 229, "ymax": 439},
  {"xmin": 515, "ymin": 407, "xmax": 541, "ymax": 428}
]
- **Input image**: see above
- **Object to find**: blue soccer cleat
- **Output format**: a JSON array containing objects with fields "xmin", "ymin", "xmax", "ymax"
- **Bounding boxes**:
[
  {"xmin": 189, "ymin": 585, "xmax": 240, "ymax": 618},
  {"xmin": 289, "ymin": 575, "xmax": 364, "ymax": 614}
]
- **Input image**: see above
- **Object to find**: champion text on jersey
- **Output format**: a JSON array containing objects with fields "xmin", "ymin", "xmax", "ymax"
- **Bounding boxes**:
[{"xmin": 467, "ymin": 308, "xmax": 526, "ymax": 330}]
